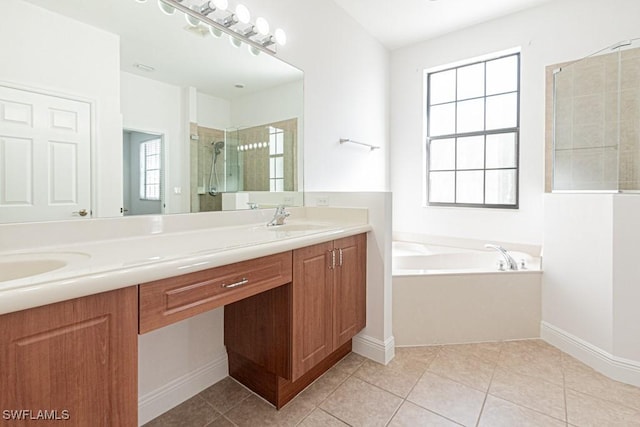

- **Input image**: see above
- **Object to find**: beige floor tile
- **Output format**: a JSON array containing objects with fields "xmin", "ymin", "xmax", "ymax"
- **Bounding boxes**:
[
  {"xmin": 205, "ymin": 416, "xmax": 236, "ymax": 427},
  {"xmin": 354, "ymin": 358, "xmax": 424, "ymax": 398},
  {"xmin": 298, "ymin": 408, "xmax": 349, "ymax": 426},
  {"xmin": 334, "ymin": 351, "xmax": 367, "ymax": 374},
  {"xmin": 297, "ymin": 366, "xmax": 352, "ymax": 406},
  {"xmin": 392, "ymin": 346, "xmax": 440, "ymax": 371},
  {"xmin": 428, "ymin": 348, "xmax": 496, "ymax": 392},
  {"xmin": 407, "ymin": 372, "xmax": 486, "ymax": 426},
  {"xmin": 320, "ymin": 376, "xmax": 403, "ymax": 426},
  {"xmin": 489, "ymin": 368, "xmax": 566, "ymax": 421},
  {"xmin": 199, "ymin": 377, "xmax": 252, "ymax": 414},
  {"xmin": 444, "ymin": 341, "xmax": 504, "ymax": 363},
  {"xmin": 388, "ymin": 401, "xmax": 461, "ymax": 427},
  {"xmin": 566, "ymin": 388, "xmax": 640, "ymax": 427},
  {"xmin": 297, "ymin": 352, "xmax": 365, "ymax": 406},
  {"xmin": 224, "ymin": 394, "xmax": 315, "ymax": 427},
  {"xmin": 478, "ymin": 395, "xmax": 566, "ymax": 427},
  {"xmin": 144, "ymin": 395, "xmax": 221, "ymax": 427},
  {"xmin": 498, "ymin": 345, "xmax": 564, "ymax": 386},
  {"xmin": 394, "ymin": 345, "xmax": 441, "ymax": 368},
  {"xmin": 563, "ymin": 355, "xmax": 640, "ymax": 411}
]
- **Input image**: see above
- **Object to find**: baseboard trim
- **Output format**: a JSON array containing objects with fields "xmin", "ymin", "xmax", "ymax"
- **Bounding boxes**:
[
  {"xmin": 352, "ymin": 334, "xmax": 395, "ymax": 365},
  {"xmin": 138, "ymin": 352, "xmax": 229, "ymax": 426},
  {"xmin": 541, "ymin": 321, "xmax": 640, "ymax": 387}
]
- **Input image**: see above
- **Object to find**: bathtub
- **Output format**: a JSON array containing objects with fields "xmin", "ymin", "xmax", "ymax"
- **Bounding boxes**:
[{"xmin": 392, "ymin": 240, "xmax": 542, "ymax": 346}]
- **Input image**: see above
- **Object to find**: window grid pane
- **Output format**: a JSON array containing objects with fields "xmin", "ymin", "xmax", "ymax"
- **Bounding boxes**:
[
  {"xmin": 426, "ymin": 52, "xmax": 520, "ymax": 208},
  {"xmin": 139, "ymin": 139, "xmax": 161, "ymax": 201}
]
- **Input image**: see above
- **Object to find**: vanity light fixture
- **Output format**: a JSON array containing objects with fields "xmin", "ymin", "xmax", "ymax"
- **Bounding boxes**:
[
  {"xmin": 157, "ymin": 0, "xmax": 183, "ymax": 15},
  {"xmin": 235, "ymin": 4, "xmax": 250, "ymax": 24},
  {"xmin": 154, "ymin": 0, "xmax": 287, "ymax": 54}
]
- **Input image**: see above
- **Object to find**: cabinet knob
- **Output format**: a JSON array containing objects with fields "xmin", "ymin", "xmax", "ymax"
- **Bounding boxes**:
[{"xmin": 73, "ymin": 208, "xmax": 89, "ymax": 217}]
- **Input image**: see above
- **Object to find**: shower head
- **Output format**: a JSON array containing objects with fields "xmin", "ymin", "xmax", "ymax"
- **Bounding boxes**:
[{"xmin": 212, "ymin": 141, "xmax": 224, "ymax": 155}]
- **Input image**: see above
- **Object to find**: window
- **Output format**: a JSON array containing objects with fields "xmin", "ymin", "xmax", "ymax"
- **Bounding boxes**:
[
  {"xmin": 268, "ymin": 126, "xmax": 285, "ymax": 192},
  {"xmin": 139, "ymin": 138, "xmax": 161, "ymax": 201},
  {"xmin": 426, "ymin": 52, "xmax": 520, "ymax": 208}
]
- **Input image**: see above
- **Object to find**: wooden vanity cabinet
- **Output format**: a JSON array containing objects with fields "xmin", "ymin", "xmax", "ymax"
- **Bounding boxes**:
[
  {"xmin": 225, "ymin": 233, "xmax": 367, "ymax": 408},
  {"xmin": 0, "ymin": 287, "xmax": 138, "ymax": 427},
  {"xmin": 291, "ymin": 234, "xmax": 366, "ymax": 379}
]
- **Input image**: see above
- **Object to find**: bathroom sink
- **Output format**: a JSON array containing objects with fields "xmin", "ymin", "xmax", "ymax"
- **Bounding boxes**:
[
  {"xmin": 0, "ymin": 252, "xmax": 90, "ymax": 282},
  {"xmin": 267, "ymin": 223, "xmax": 332, "ymax": 232}
]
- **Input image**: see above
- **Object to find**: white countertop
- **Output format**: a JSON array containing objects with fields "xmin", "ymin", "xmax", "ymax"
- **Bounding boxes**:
[{"xmin": 0, "ymin": 207, "xmax": 371, "ymax": 315}]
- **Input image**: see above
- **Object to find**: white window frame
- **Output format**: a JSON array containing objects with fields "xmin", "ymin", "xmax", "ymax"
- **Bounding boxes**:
[{"xmin": 139, "ymin": 138, "xmax": 162, "ymax": 201}]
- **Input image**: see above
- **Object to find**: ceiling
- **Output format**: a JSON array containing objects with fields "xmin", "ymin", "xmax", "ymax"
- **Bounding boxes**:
[{"xmin": 332, "ymin": 0, "xmax": 553, "ymax": 50}]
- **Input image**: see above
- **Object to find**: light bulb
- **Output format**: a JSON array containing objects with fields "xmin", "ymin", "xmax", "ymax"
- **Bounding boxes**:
[
  {"xmin": 186, "ymin": 5, "xmax": 200, "ymax": 26},
  {"xmin": 275, "ymin": 28, "xmax": 287, "ymax": 46},
  {"xmin": 212, "ymin": 0, "xmax": 228, "ymax": 10},
  {"xmin": 158, "ymin": 0, "xmax": 175, "ymax": 15},
  {"xmin": 249, "ymin": 45, "xmax": 261, "ymax": 56},
  {"xmin": 209, "ymin": 25, "xmax": 222, "ymax": 38},
  {"xmin": 235, "ymin": 4, "xmax": 251, "ymax": 24},
  {"xmin": 256, "ymin": 17, "xmax": 269, "ymax": 35},
  {"xmin": 229, "ymin": 35, "xmax": 242, "ymax": 48}
]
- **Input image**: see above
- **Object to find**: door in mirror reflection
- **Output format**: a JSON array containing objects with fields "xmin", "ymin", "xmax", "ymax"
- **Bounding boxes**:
[
  {"xmin": 122, "ymin": 130, "xmax": 164, "ymax": 216},
  {"xmin": 0, "ymin": 85, "xmax": 91, "ymax": 223}
]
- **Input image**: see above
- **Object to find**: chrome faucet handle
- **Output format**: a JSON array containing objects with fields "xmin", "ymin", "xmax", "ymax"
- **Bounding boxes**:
[
  {"xmin": 267, "ymin": 205, "xmax": 290, "ymax": 226},
  {"xmin": 247, "ymin": 202, "xmax": 259, "ymax": 210}
]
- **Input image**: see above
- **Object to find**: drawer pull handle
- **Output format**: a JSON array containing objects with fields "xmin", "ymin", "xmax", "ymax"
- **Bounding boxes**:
[{"xmin": 222, "ymin": 278, "xmax": 249, "ymax": 288}]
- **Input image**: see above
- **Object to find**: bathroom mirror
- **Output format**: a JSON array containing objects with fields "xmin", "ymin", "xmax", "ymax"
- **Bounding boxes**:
[{"xmin": 1, "ymin": 0, "xmax": 303, "ymax": 223}]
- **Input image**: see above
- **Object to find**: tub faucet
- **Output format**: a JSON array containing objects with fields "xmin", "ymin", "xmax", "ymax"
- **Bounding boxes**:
[
  {"xmin": 484, "ymin": 244, "xmax": 518, "ymax": 271},
  {"xmin": 267, "ymin": 205, "xmax": 290, "ymax": 226}
]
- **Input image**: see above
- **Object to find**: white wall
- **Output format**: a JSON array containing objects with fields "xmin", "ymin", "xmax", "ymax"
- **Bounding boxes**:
[
  {"xmin": 542, "ymin": 194, "xmax": 640, "ymax": 386},
  {"xmin": 612, "ymin": 196, "xmax": 640, "ymax": 361},
  {"xmin": 196, "ymin": 92, "xmax": 231, "ymax": 130},
  {"xmin": 390, "ymin": 0, "xmax": 640, "ymax": 245},
  {"xmin": 0, "ymin": 0, "xmax": 122, "ymax": 218},
  {"xmin": 542, "ymin": 194, "xmax": 614, "ymax": 353},
  {"xmin": 230, "ymin": 80, "xmax": 303, "ymax": 129},
  {"xmin": 121, "ymin": 72, "xmax": 185, "ymax": 214},
  {"xmin": 238, "ymin": 0, "xmax": 390, "ymax": 192}
]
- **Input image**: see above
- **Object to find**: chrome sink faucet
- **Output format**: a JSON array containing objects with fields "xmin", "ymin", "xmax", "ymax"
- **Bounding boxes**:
[
  {"xmin": 267, "ymin": 205, "xmax": 290, "ymax": 226},
  {"xmin": 484, "ymin": 244, "xmax": 518, "ymax": 271}
]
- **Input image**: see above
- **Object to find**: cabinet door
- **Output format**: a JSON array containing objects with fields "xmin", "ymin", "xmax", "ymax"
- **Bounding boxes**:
[
  {"xmin": 292, "ymin": 241, "xmax": 334, "ymax": 380},
  {"xmin": 0, "ymin": 287, "xmax": 138, "ymax": 427},
  {"xmin": 333, "ymin": 234, "xmax": 367, "ymax": 350}
]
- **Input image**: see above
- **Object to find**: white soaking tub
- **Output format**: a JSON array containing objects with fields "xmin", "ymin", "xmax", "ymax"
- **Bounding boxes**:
[{"xmin": 392, "ymin": 240, "xmax": 543, "ymax": 346}]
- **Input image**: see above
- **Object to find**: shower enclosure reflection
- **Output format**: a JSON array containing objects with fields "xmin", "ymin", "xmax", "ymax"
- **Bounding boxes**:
[{"xmin": 191, "ymin": 118, "xmax": 299, "ymax": 212}]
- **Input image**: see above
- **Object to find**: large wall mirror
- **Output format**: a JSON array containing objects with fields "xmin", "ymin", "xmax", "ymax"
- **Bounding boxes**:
[{"xmin": 0, "ymin": 0, "xmax": 303, "ymax": 224}]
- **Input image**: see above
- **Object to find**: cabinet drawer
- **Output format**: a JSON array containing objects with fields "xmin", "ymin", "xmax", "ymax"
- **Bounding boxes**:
[{"xmin": 139, "ymin": 252, "xmax": 292, "ymax": 333}]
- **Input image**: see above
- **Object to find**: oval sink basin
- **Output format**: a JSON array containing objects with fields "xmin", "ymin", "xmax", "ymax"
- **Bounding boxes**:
[
  {"xmin": 267, "ymin": 223, "xmax": 332, "ymax": 232},
  {"xmin": 0, "ymin": 252, "xmax": 90, "ymax": 282}
]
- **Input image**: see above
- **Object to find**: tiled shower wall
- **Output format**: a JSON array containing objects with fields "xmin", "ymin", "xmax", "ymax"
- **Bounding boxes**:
[
  {"xmin": 236, "ymin": 118, "xmax": 298, "ymax": 192},
  {"xmin": 545, "ymin": 45, "xmax": 640, "ymax": 191},
  {"xmin": 190, "ymin": 123, "xmax": 225, "ymax": 212},
  {"xmin": 189, "ymin": 118, "xmax": 298, "ymax": 212}
]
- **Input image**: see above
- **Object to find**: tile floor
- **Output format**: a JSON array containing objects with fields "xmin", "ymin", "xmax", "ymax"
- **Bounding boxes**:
[{"xmin": 144, "ymin": 340, "xmax": 640, "ymax": 426}]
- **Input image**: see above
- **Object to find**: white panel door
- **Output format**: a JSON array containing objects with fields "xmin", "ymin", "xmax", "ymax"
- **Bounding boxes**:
[{"xmin": 0, "ymin": 86, "xmax": 91, "ymax": 222}]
